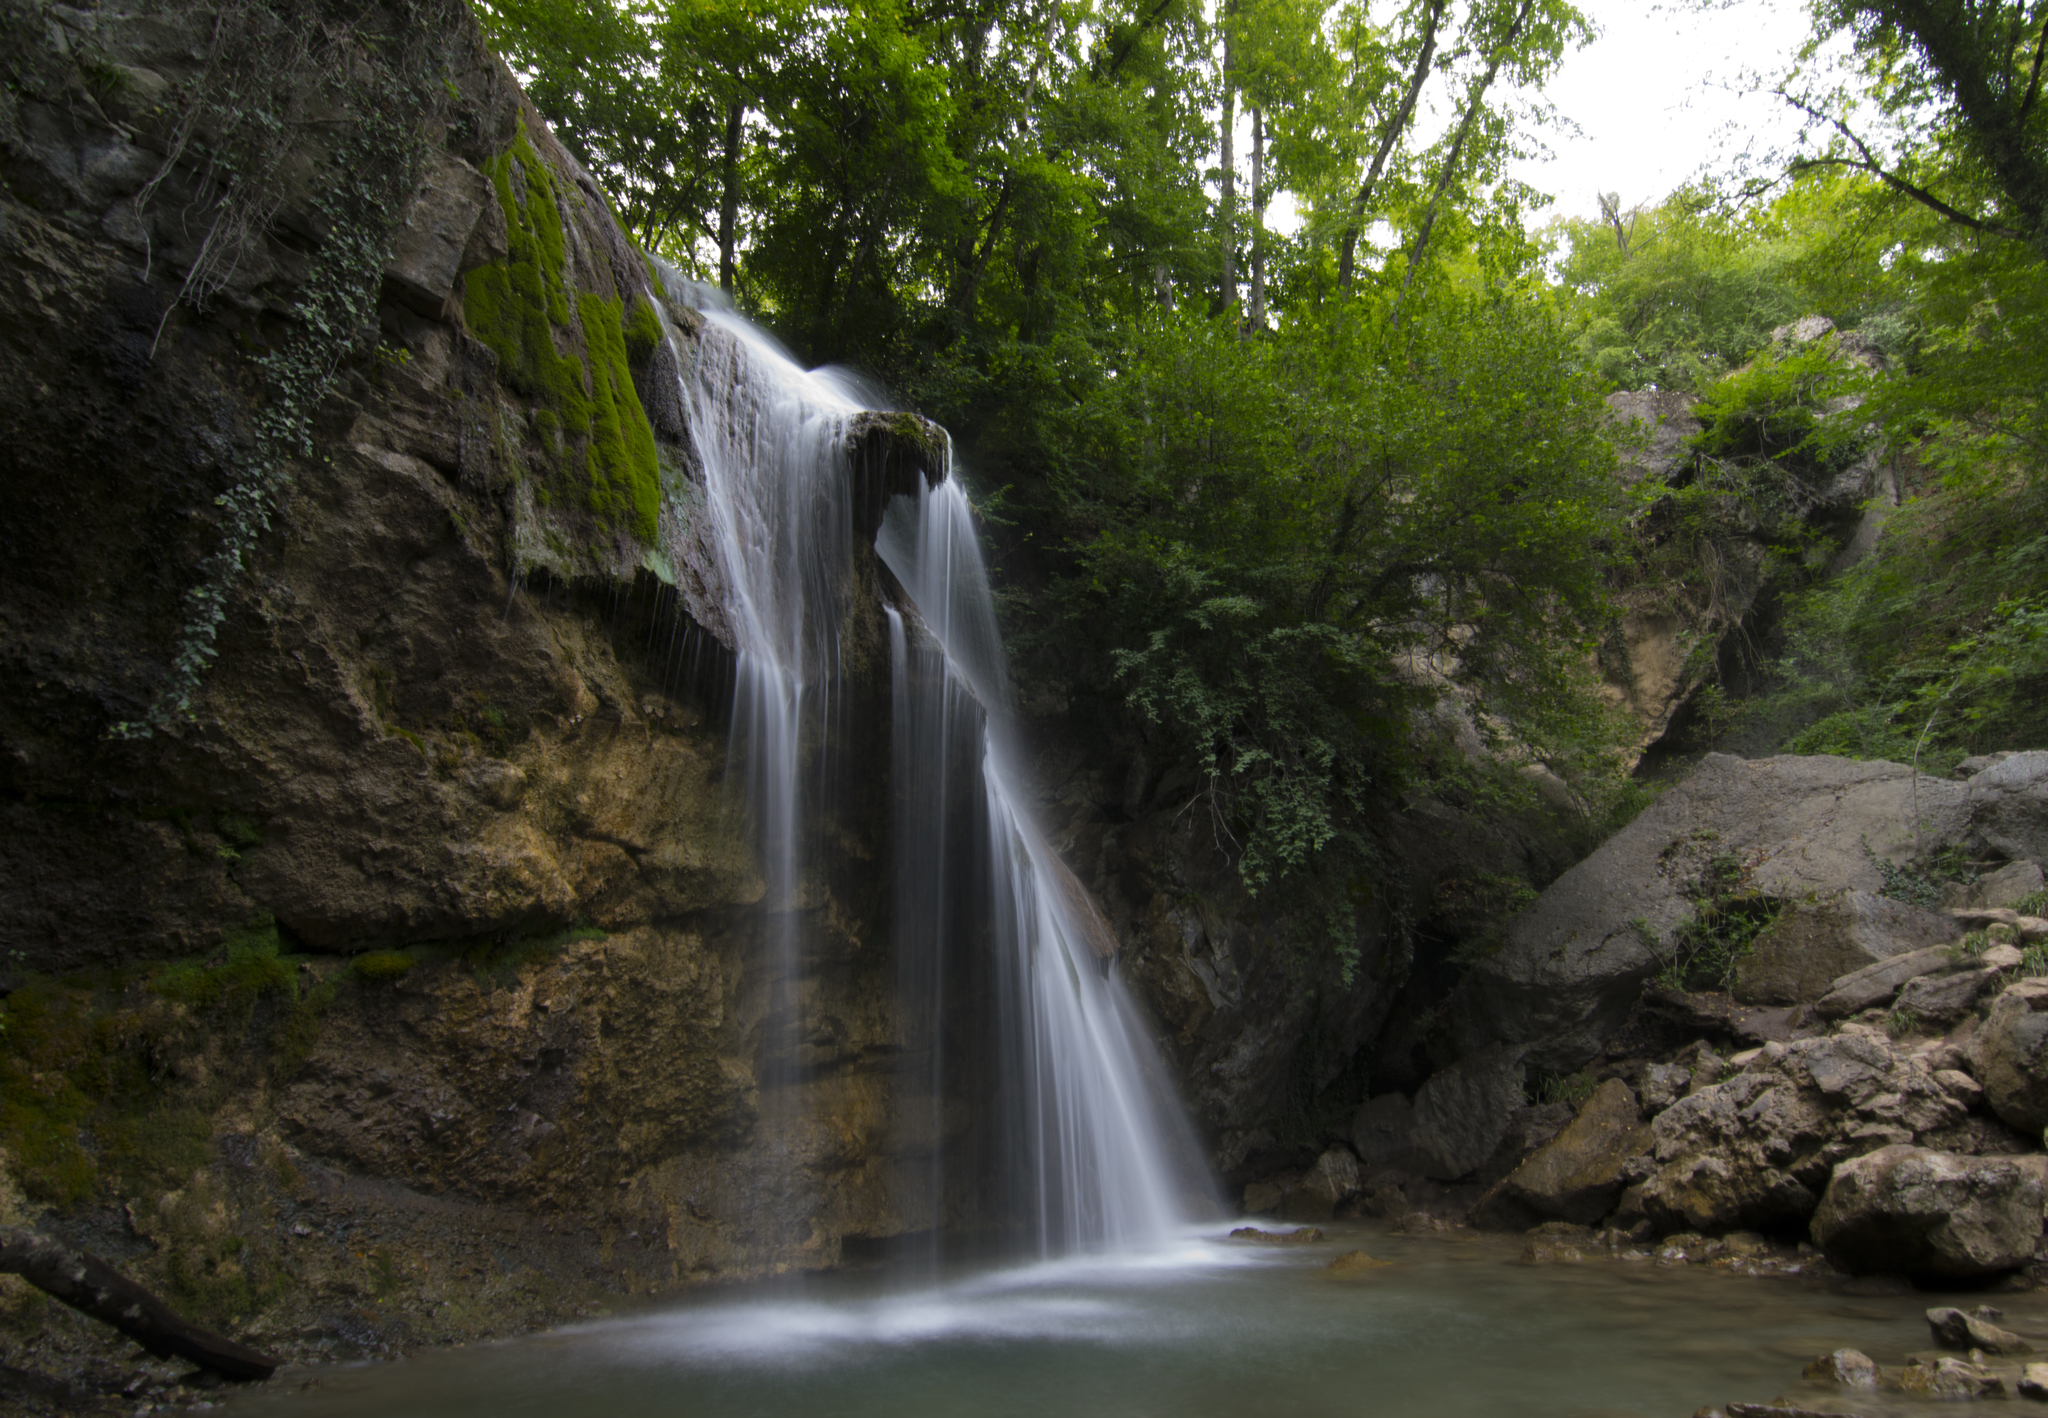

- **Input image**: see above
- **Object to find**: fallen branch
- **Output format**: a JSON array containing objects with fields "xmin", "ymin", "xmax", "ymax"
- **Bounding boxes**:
[{"xmin": 0, "ymin": 1226, "xmax": 280, "ymax": 1381}]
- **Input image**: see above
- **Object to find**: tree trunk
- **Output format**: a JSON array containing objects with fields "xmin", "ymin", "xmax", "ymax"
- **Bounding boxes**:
[
  {"xmin": 717, "ymin": 99, "xmax": 745, "ymax": 293},
  {"xmin": 1337, "ymin": 0, "xmax": 1446, "ymax": 291},
  {"xmin": 1249, "ymin": 106, "xmax": 1266, "ymax": 331},
  {"xmin": 0, "ymin": 1226, "xmax": 280, "ymax": 1382},
  {"xmin": 1395, "ymin": 0, "xmax": 1535, "ymax": 313},
  {"xmin": 1217, "ymin": 19, "xmax": 1238, "ymax": 315}
]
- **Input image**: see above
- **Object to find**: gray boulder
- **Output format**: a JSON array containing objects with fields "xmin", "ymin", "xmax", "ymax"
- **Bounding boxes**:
[
  {"xmin": 1927, "ymin": 1306, "xmax": 2030, "ymax": 1354},
  {"xmin": 1732, "ymin": 891, "xmax": 1958, "ymax": 1005},
  {"xmin": 1449, "ymin": 754, "xmax": 1970, "ymax": 1072},
  {"xmin": 1349, "ymin": 1093, "xmax": 1419, "ymax": 1168},
  {"xmin": 383, "ymin": 151, "xmax": 499, "ymax": 317},
  {"xmin": 1816, "ymin": 945, "xmax": 1966, "ymax": 1019},
  {"xmin": 1968, "ymin": 752, "xmax": 2048, "ymax": 864},
  {"xmin": 1811, "ymin": 1145, "xmax": 2044, "ymax": 1278},
  {"xmin": 1639, "ymin": 1031, "xmax": 1965, "ymax": 1235},
  {"xmin": 1408, "ymin": 1046, "xmax": 1527, "ymax": 1181},
  {"xmin": 1301, "ymin": 1145, "xmax": 1360, "ymax": 1206},
  {"xmin": 1948, "ymin": 859, "xmax": 2047, "ymax": 910},
  {"xmin": 1895, "ymin": 964, "xmax": 2004, "ymax": 1025},
  {"xmin": 1472, "ymin": 1078, "xmax": 1651, "ymax": 1228},
  {"xmin": 1969, "ymin": 978, "xmax": 2048, "ymax": 1132}
]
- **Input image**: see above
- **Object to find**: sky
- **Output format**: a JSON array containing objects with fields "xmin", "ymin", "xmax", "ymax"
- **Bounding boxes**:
[{"xmin": 1502, "ymin": 0, "xmax": 1819, "ymax": 224}]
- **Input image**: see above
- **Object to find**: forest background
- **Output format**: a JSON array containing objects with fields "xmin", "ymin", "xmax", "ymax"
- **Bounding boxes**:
[{"xmin": 478, "ymin": 0, "xmax": 2048, "ymax": 948}]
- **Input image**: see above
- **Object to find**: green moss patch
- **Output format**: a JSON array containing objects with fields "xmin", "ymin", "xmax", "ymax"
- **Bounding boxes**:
[
  {"xmin": 350, "ymin": 949, "xmax": 416, "ymax": 982},
  {"xmin": 461, "ymin": 121, "xmax": 661, "ymax": 543},
  {"xmin": 0, "ymin": 916, "xmax": 332, "ymax": 1206}
]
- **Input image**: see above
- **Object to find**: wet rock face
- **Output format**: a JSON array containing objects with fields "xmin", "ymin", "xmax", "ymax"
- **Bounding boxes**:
[
  {"xmin": 0, "ymin": 0, "xmax": 930, "ymax": 1321},
  {"xmin": 1810, "ymin": 1145, "xmax": 2044, "ymax": 1279}
]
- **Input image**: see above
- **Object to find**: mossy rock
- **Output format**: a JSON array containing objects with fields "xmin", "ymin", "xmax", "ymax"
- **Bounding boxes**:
[{"xmin": 461, "ymin": 120, "xmax": 662, "ymax": 546}]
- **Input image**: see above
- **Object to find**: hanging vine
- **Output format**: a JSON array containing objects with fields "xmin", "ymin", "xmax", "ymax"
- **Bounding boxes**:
[{"xmin": 110, "ymin": 0, "xmax": 465, "ymax": 738}]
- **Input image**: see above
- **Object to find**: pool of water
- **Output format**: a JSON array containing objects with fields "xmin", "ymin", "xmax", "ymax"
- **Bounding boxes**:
[{"xmin": 226, "ymin": 1222, "xmax": 2031, "ymax": 1418}]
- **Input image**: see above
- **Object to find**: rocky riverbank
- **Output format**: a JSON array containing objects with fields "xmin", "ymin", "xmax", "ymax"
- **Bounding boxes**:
[{"xmin": 1242, "ymin": 752, "xmax": 2048, "ymax": 1313}]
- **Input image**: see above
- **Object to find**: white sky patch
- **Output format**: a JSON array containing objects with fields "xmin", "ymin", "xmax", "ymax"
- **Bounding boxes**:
[
  {"xmin": 1246, "ymin": 0, "xmax": 1826, "ymax": 242},
  {"xmin": 1504, "ymin": 0, "xmax": 1818, "ymax": 222}
]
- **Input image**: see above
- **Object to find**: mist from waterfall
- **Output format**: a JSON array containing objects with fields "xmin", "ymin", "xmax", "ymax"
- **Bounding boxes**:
[{"xmin": 669, "ymin": 299, "xmax": 1210, "ymax": 1262}]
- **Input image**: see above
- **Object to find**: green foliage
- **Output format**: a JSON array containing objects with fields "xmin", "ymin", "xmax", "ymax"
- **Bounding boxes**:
[
  {"xmin": 1868, "ymin": 841, "xmax": 1979, "ymax": 908},
  {"xmin": 1013, "ymin": 292, "xmax": 1633, "ymax": 942},
  {"xmin": 1529, "ymin": 1069, "xmax": 1596, "ymax": 1106},
  {"xmin": 1653, "ymin": 852, "xmax": 1782, "ymax": 993},
  {"xmin": 1549, "ymin": 186, "xmax": 1811, "ymax": 391}
]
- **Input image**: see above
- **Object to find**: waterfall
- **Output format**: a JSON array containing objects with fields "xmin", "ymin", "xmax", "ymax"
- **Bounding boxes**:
[{"xmin": 672, "ymin": 302, "xmax": 1208, "ymax": 1261}]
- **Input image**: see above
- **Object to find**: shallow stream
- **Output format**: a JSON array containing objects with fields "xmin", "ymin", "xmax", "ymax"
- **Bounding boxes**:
[{"xmin": 224, "ymin": 1221, "xmax": 2032, "ymax": 1418}]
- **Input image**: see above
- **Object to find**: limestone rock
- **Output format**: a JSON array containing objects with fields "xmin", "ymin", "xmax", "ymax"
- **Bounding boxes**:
[
  {"xmin": 1927, "ymin": 1305, "xmax": 2031, "ymax": 1354},
  {"xmin": 1811, "ymin": 1145, "xmax": 2044, "ymax": 1278},
  {"xmin": 1969, "ymin": 752, "xmax": 2048, "ymax": 864},
  {"xmin": 1804, "ymin": 1351, "xmax": 1880, "ymax": 1390},
  {"xmin": 1408, "ymin": 1047, "xmax": 1527, "ymax": 1181},
  {"xmin": 1733, "ymin": 891, "xmax": 1959, "ymax": 1006},
  {"xmin": 1949, "ymin": 859, "xmax": 2048, "ymax": 910},
  {"xmin": 1899, "ymin": 1355, "xmax": 2007, "ymax": 1399},
  {"xmin": 1896, "ymin": 964, "xmax": 2004, "ymax": 1024},
  {"xmin": 383, "ymin": 150, "xmax": 496, "ymax": 317},
  {"xmin": 1324, "ymin": 1250, "xmax": 1390, "ymax": 1274},
  {"xmin": 1816, "ymin": 944, "xmax": 1965, "ymax": 1019},
  {"xmin": 1971, "ymin": 979, "xmax": 2048, "ymax": 1132},
  {"xmin": 1473, "ymin": 1079, "xmax": 1650, "ymax": 1228},
  {"xmin": 1640, "ymin": 1062, "xmax": 1691, "ymax": 1114},
  {"xmin": 2020, "ymin": 1362, "xmax": 2048, "ymax": 1400},
  {"xmin": 1349, "ymin": 1092, "xmax": 1419, "ymax": 1168},
  {"xmin": 1639, "ymin": 1033, "xmax": 1964, "ymax": 1235},
  {"xmin": 1801, "ymin": 1349, "xmax": 1879, "ymax": 1387},
  {"xmin": 1448, "ymin": 754, "xmax": 1971, "ymax": 1072},
  {"xmin": 1277, "ymin": 1146, "xmax": 1360, "ymax": 1222}
]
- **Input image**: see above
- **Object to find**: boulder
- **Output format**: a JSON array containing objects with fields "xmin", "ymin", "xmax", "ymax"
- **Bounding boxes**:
[
  {"xmin": 1349, "ymin": 1093, "xmax": 1419, "ymax": 1168},
  {"xmin": 1639, "ymin": 1032, "xmax": 1965, "ymax": 1235},
  {"xmin": 1899, "ymin": 1356, "xmax": 2006, "ymax": 1399},
  {"xmin": 1733, "ymin": 891, "xmax": 1958, "ymax": 1006},
  {"xmin": 1927, "ymin": 1305, "xmax": 2030, "ymax": 1354},
  {"xmin": 1277, "ymin": 1139, "xmax": 1359, "ymax": 1221},
  {"xmin": 1948, "ymin": 859, "xmax": 2047, "ymax": 910},
  {"xmin": 383, "ymin": 151, "xmax": 497, "ymax": 317},
  {"xmin": 1894, "ymin": 964, "xmax": 2003, "ymax": 1025},
  {"xmin": 1969, "ymin": 979, "xmax": 2048, "ymax": 1132},
  {"xmin": 1640, "ymin": 1062, "xmax": 1691, "ymax": 1114},
  {"xmin": 1448, "ymin": 754, "xmax": 1970, "ymax": 1071},
  {"xmin": 1815, "ymin": 945, "xmax": 1965, "ymax": 1019},
  {"xmin": 1968, "ymin": 751, "xmax": 2048, "ymax": 864},
  {"xmin": 1811, "ymin": 1145, "xmax": 2044, "ymax": 1278},
  {"xmin": 1472, "ymin": 1079, "xmax": 1651, "ymax": 1228},
  {"xmin": 1408, "ymin": 1047, "xmax": 1527, "ymax": 1181},
  {"xmin": 2022, "ymin": 1363, "xmax": 2048, "ymax": 1401},
  {"xmin": 1802, "ymin": 1349, "xmax": 1880, "ymax": 1388}
]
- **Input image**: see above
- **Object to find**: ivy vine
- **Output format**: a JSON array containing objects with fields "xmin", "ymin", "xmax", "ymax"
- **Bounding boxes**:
[{"xmin": 111, "ymin": 0, "xmax": 463, "ymax": 738}]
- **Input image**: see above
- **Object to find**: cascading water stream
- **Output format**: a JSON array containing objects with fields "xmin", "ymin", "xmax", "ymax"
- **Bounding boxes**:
[{"xmin": 670, "ymin": 296, "xmax": 1210, "ymax": 1263}]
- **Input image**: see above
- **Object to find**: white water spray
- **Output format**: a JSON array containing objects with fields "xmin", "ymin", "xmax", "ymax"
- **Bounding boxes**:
[{"xmin": 670, "ymin": 300, "xmax": 1208, "ymax": 1258}]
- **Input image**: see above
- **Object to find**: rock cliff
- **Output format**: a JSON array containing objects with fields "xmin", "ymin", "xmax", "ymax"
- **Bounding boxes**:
[{"xmin": 0, "ymin": 0, "xmax": 946, "ymax": 1371}]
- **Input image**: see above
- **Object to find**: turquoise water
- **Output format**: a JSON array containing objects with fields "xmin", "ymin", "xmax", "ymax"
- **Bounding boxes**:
[{"xmin": 226, "ymin": 1221, "xmax": 2008, "ymax": 1418}]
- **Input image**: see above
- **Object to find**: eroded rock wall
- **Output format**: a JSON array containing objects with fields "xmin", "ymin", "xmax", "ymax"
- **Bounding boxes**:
[{"xmin": 0, "ymin": 0, "xmax": 948, "ymax": 1364}]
